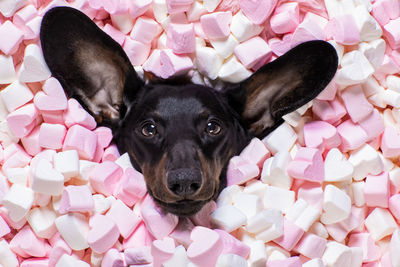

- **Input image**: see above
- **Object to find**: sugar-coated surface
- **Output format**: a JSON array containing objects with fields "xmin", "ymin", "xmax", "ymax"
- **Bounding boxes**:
[{"xmin": 0, "ymin": 0, "xmax": 400, "ymax": 266}]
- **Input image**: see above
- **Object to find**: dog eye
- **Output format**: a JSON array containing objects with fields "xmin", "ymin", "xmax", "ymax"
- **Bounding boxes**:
[
  {"xmin": 206, "ymin": 121, "xmax": 221, "ymax": 135},
  {"xmin": 141, "ymin": 123, "xmax": 157, "ymax": 137}
]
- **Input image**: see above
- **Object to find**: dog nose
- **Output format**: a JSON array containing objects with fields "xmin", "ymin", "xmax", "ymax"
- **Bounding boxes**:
[{"xmin": 167, "ymin": 168, "xmax": 202, "ymax": 197}]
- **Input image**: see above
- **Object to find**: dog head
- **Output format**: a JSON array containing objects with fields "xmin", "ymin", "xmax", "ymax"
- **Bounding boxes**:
[{"xmin": 40, "ymin": 7, "xmax": 338, "ymax": 216}]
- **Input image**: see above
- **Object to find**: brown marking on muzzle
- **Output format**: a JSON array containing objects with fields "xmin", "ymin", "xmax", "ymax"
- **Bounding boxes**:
[{"xmin": 196, "ymin": 151, "xmax": 223, "ymax": 201}]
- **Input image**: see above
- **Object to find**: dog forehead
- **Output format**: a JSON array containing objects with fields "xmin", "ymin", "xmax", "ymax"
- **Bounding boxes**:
[{"xmin": 156, "ymin": 97, "xmax": 204, "ymax": 116}]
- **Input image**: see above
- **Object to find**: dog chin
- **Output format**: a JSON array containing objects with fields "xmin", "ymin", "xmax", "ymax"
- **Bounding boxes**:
[{"xmin": 153, "ymin": 198, "xmax": 207, "ymax": 217}]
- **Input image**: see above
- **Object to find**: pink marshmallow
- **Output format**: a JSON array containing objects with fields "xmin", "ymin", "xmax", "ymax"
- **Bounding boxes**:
[
  {"xmin": 125, "ymin": 246, "xmax": 153, "ymax": 265},
  {"xmin": 102, "ymin": 249, "xmax": 124, "ymax": 267},
  {"xmin": 303, "ymin": 121, "xmax": 341, "ymax": 152},
  {"xmin": 0, "ymin": 21, "xmax": 24, "ymax": 55},
  {"xmin": 114, "ymin": 167, "xmax": 147, "ymax": 207},
  {"xmin": 167, "ymin": 23, "xmax": 196, "ymax": 54},
  {"xmin": 312, "ymin": 99, "xmax": 347, "ymax": 124},
  {"xmin": 63, "ymin": 99, "xmax": 96, "ymax": 130},
  {"xmin": 34, "ymin": 77, "xmax": 68, "ymax": 111},
  {"xmin": 169, "ymin": 218, "xmax": 195, "ymax": 248},
  {"xmin": 106, "ymin": 199, "xmax": 141, "ymax": 239},
  {"xmin": 337, "ymin": 119, "xmax": 368, "ymax": 152},
  {"xmin": 103, "ymin": 23, "xmax": 125, "ymax": 46},
  {"xmin": 39, "ymin": 123, "xmax": 67, "ymax": 150},
  {"xmin": 273, "ymin": 218, "xmax": 304, "ymax": 251},
  {"xmin": 130, "ymin": 0, "xmax": 152, "ymax": 18},
  {"xmin": 287, "ymin": 147, "xmax": 324, "ymax": 183},
  {"xmin": 381, "ymin": 126, "xmax": 400, "ymax": 158},
  {"xmin": 7, "ymin": 103, "xmax": 38, "ymax": 138},
  {"xmin": 123, "ymin": 37, "xmax": 151, "ymax": 66},
  {"xmin": 294, "ymin": 232, "xmax": 327, "ymax": 259},
  {"xmin": 268, "ymin": 34, "xmax": 292, "ymax": 57},
  {"xmin": 364, "ymin": 172, "xmax": 390, "ymax": 208},
  {"xmin": 326, "ymin": 15, "xmax": 360, "ymax": 45},
  {"xmin": 372, "ymin": 1, "xmax": 390, "ymax": 26},
  {"xmin": 239, "ymin": 0, "xmax": 277, "ymax": 25},
  {"xmin": 341, "ymin": 84, "xmax": 374, "ymax": 123},
  {"xmin": 42, "ymin": 111, "xmax": 64, "ymax": 125},
  {"xmin": 239, "ymin": 137, "xmax": 270, "ymax": 167},
  {"xmin": 267, "ymin": 256, "xmax": 302, "ymax": 267},
  {"xmin": 63, "ymin": 124, "xmax": 98, "ymax": 160},
  {"xmin": 141, "ymin": 195, "xmax": 179, "ymax": 239},
  {"xmin": 190, "ymin": 200, "xmax": 217, "ymax": 228},
  {"xmin": 200, "ymin": 12, "xmax": 232, "ymax": 40},
  {"xmin": 0, "ymin": 215, "xmax": 10, "ymax": 238},
  {"xmin": 10, "ymin": 225, "xmax": 46, "ymax": 258},
  {"xmin": 59, "ymin": 185, "xmax": 94, "ymax": 214},
  {"xmin": 358, "ymin": 109, "xmax": 384, "ymax": 141},
  {"xmin": 270, "ymin": 2, "xmax": 300, "ymax": 34},
  {"xmin": 123, "ymin": 222, "xmax": 154, "ymax": 250},
  {"xmin": 234, "ymin": 36, "xmax": 272, "ymax": 69},
  {"xmin": 384, "ymin": 18, "xmax": 400, "ymax": 50},
  {"xmin": 89, "ymin": 161, "xmax": 123, "ymax": 196},
  {"xmin": 130, "ymin": 17, "xmax": 162, "ymax": 44},
  {"xmin": 20, "ymin": 258, "xmax": 49, "ymax": 267},
  {"xmin": 389, "ymin": 194, "xmax": 400, "ymax": 221},
  {"xmin": 102, "ymin": 144, "xmax": 120, "ymax": 162},
  {"xmin": 215, "ymin": 229, "xmax": 250, "ymax": 258},
  {"xmin": 226, "ymin": 156, "xmax": 260, "ymax": 186},
  {"xmin": 94, "ymin": 126, "xmax": 113, "ymax": 148},
  {"xmin": 13, "ymin": 5, "xmax": 37, "ymax": 27},
  {"xmin": 379, "ymin": 0, "xmax": 400, "ymax": 20},
  {"xmin": 187, "ymin": 226, "xmax": 223, "ymax": 267},
  {"xmin": 291, "ymin": 16, "xmax": 325, "ymax": 48},
  {"xmin": 317, "ymin": 80, "xmax": 337, "ymax": 101},
  {"xmin": 297, "ymin": 183, "xmax": 324, "ymax": 211},
  {"xmin": 166, "ymin": 0, "xmax": 194, "ymax": 14},
  {"xmin": 87, "ymin": 214, "xmax": 120, "ymax": 254},
  {"xmin": 348, "ymin": 233, "xmax": 381, "ymax": 262},
  {"xmin": 159, "ymin": 49, "xmax": 193, "ymax": 79},
  {"xmin": 151, "ymin": 236, "xmax": 175, "ymax": 267},
  {"xmin": 143, "ymin": 50, "xmax": 163, "ymax": 77}
]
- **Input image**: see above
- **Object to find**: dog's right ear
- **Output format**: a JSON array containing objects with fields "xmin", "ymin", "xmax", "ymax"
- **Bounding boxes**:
[{"xmin": 40, "ymin": 7, "xmax": 143, "ymax": 127}]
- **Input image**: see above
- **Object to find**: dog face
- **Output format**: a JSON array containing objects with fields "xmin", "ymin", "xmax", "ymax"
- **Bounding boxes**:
[{"xmin": 40, "ymin": 7, "xmax": 338, "ymax": 216}]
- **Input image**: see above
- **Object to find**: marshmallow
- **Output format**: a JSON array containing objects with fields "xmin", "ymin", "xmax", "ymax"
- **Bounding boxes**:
[
  {"xmin": 200, "ymin": 12, "xmax": 232, "ymax": 40},
  {"xmin": 129, "ymin": 0, "xmax": 152, "ymax": 19},
  {"xmin": 303, "ymin": 121, "xmax": 341, "ymax": 152},
  {"xmin": 2, "ymin": 183, "xmax": 34, "ymax": 222},
  {"xmin": 270, "ymin": 2, "xmax": 300, "ymax": 34},
  {"xmin": 336, "ymin": 119, "xmax": 368, "ymax": 152},
  {"xmin": 1, "ymin": 80, "xmax": 34, "ymax": 112},
  {"xmin": 27, "ymin": 206, "xmax": 57, "ymax": 239},
  {"xmin": 87, "ymin": 214, "xmax": 119, "ymax": 254},
  {"xmin": 230, "ymin": 11, "xmax": 263, "ymax": 42},
  {"xmin": 263, "ymin": 186, "xmax": 295, "ymax": 214},
  {"xmin": 359, "ymin": 39, "xmax": 386, "ymax": 71},
  {"xmin": 124, "ymin": 246, "xmax": 153, "ymax": 265},
  {"xmin": 312, "ymin": 99, "xmax": 347, "ymax": 124},
  {"xmin": 239, "ymin": 0, "xmax": 277, "ymax": 24},
  {"xmin": 0, "ymin": 0, "xmax": 28, "ymax": 17},
  {"xmin": 248, "ymin": 209, "xmax": 284, "ymax": 242},
  {"xmin": 364, "ymin": 207, "xmax": 397, "ymax": 241},
  {"xmin": 210, "ymin": 34, "xmax": 239, "ymax": 59},
  {"xmin": 234, "ymin": 36, "xmax": 272, "ymax": 69},
  {"xmin": 0, "ymin": 20, "xmax": 24, "ymax": 55},
  {"xmin": 226, "ymin": 156, "xmax": 259, "ymax": 186},
  {"xmin": 158, "ymin": 49, "xmax": 193, "ymax": 79},
  {"xmin": 151, "ymin": 236, "xmax": 175, "ymax": 267},
  {"xmin": 101, "ymin": 249, "xmax": 124, "ymax": 267},
  {"xmin": 63, "ymin": 99, "xmax": 96, "ymax": 130},
  {"xmin": 261, "ymin": 151, "xmax": 292, "ymax": 189},
  {"xmin": 167, "ymin": 23, "xmax": 195, "ymax": 54},
  {"xmin": 19, "ymin": 44, "xmax": 51, "ymax": 83},
  {"xmin": 10, "ymin": 225, "xmax": 46, "ymax": 258},
  {"xmin": 55, "ymin": 213, "xmax": 89, "ymax": 251},
  {"xmin": 53, "ymin": 150, "xmax": 79, "ymax": 180},
  {"xmin": 89, "ymin": 161, "xmax": 123, "ymax": 196},
  {"xmin": 335, "ymin": 51, "xmax": 375, "ymax": 86},
  {"xmin": 364, "ymin": 172, "xmax": 390, "ymax": 208},
  {"xmin": 232, "ymin": 193, "xmax": 263, "ymax": 219},
  {"xmin": 294, "ymin": 232, "xmax": 327, "ymax": 259},
  {"xmin": 203, "ymin": 0, "xmax": 221, "ymax": 12},
  {"xmin": 215, "ymin": 254, "xmax": 247, "ymax": 267},
  {"xmin": 59, "ymin": 185, "xmax": 94, "ymax": 214},
  {"xmin": 291, "ymin": 15, "xmax": 325, "ymax": 47},
  {"xmin": 32, "ymin": 159, "xmax": 65, "ymax": 196},
  {"xmin": 273, "ymin": 218, "xmax": 304, "ymax": 251},
  {"xmin": 63, "ymin": 124, "xmax": 98, "ymax": 160},
  {"xmin": 262, "ymin": 122, "xmax": 297, "ymax": 154},
  {"xmin": 287, "ymin": 147, "xmax": 324, "ymax": 183},
  {"xmin": 322, "ymin": 241, "xmax": 352, "ymax": 267},
  {"xmin": 39, "ymin": 123, "xmax": 67, "ymax": 150},
  {"xmin": 324, "ymin": 148, "xmax": 354, "ymax": 182},
  {"xmin": 347, "ymin": 233, "xmax": 381, "ymax": 262},
  {"xmin": 6, "ymin": 103, "xmax": 38, "ymax": 138},
  {"xmin": 218, "ymin": 56, "xmax": 252, "ymax": 83},
  {"xmin": 211, "ymin": 205, "xmax": 247, "ymax": 232},
  {"xmin": 55, "ymin": 254, "xmax": 90, "ymax": 267},
  {"xmin": 0, "ymin": 55, "xmax": 16, "ymax": 84},
  {"xmin": 341, "ymin": 84, "xmax": 373, "ymax": 123},
  {"xmin": 187, "ymin": 1, "xmax": 207, "ymax": 21},
  {"xmin": 391, "ymin": 230, "xmax": 400, "ymax": 267},
  {"xmin": 195, "ymin": 46, "xmax": 223, "ymax": 80},
  {"xmin": 163, "ymin": 245, "xmax": 190, "ymax": 267},
  {"xmin": 384, "ymin": 18, "xmax": 400, "ymax": 50},
  {"xmin": 381, "ymin": 126, "xmax": 400, "ymax": 158},
  {"xmin": 348, "ymin": 144, "xmax": 384, "ymax": 180},
  {"xmin": 106, "ymin": 199, "xmax": 140, "ymax": 238},
  {"xmin": 321, "ymin": 184, "xmax": 351, "ymax": 224},
  {"xmin": 131, "ymin": 17, "xmax": 162, "ymax": 44}
]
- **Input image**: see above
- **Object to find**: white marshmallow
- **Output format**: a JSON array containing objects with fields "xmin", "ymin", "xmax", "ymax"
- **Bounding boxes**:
[
  {"xmin": 163, "ymin": 245, "xmax": 190, "ymax": 267},
  {"xmin": 349, "ymin": 247, "xmax": 363, "ymax": 267},
  {"xmin": 364, "ymin": 207, "xmax": 397, "ymax": 241},
  {"xmin": 261, "ymin": 150, "xmax": 292, "ymax": 189},
  {"xmin": 391, "ymin": 230, "xmax": 400, "ymax": 267},
  {"xmin": 348, "ymin": 144, "xmax": 383, "ymax": 181},
  {"xmin": 263, "ymin": 185, "xmax": 295, "ymax": 214},
  {"xmin": 0, "ymin": 0, "xmax": 28, "ymax": 17},
  {"xmin": 282, "ymin": 111, "xmax": 303, "ymax": 127},
  {"xmin": 153, "ymin": 0, "xmax": 168, "ymax": 23},
  {"xmin": 309, "ymin": 222, "xmax": 329, "ymax": 239},
  {"xmin": 157, "ymin": 32, "xmax": 168, "ymax": 49},
  {"xmin": 267, "ymin": 250, "xmax": 288, "ymax": 261},
  {"xmin": 262, "ymin": 122, "xmax": 297, "ymax": 155},
  {"xmin": 362, "ymin": 76, "xmax": 384, "ymax": 97},
  {"xmin": 0, "ymin": 55, "xmax": 16, "ymax": 84},
  {"xmin": 324, "ymin": 0, "xmax": 356, "ymax": 18},
  {"xmin": 2, "ymin": 183, "xmax": 34, "ymax": 222},
  {"xmin": 4, "ymin": 166, "xmax": 29, "ymax": 186},
  {"xmin": 210, "ymin": 35, "xmax": 239, "ymax": 59},
  {"xmin": 115, "ymin": 152, "xmax": 134, "ymax": 171},
  {"xmin": 285, "ymin": 198, "xmax": 308, "ymax": 222},
  {"xmin": 18, "ymin": 44, "xmax": 51, "ymax": 83},
  {"xmin": 387, "ymin": 75, "xmax": 400, "ymax": 92},
  {"xmin": 203, "ymin": 0, "xmax": 222, "ymax": 12},
  {"xmin": 0, "ymin": 121, "xmax": 19, "ymax": 147},
  {"xmin": 243, "ymin": 180, "xmax": 267, "ymax": 200},
  {"xmin": 358, "ymin": 39, "xmax": 385, "ymax": 70},
  {"xmin": 322, "ymin": 241, "xmax": 352, "ymax": 267},
  {"xmin": 0, "ymin": 80, "xmax": 34, "ymax": 112},
  {"xmin": 0, "ymin": 239, "xmax": 18, "ymax": 267},
  {"xmin": 211, "ymin": 205, "xmax": 247, "ymax": 232},
  {"xmin": 54, "ymin": 150, "xmax": 80, "ymax": 181},
  {"xmin": 383, "ymin": 88, "xmax": 400, "ymax": 108},
  {"xmin": 110, "ymin": 13, "xmax": 134, "ymax": 35},
  {"xmin": 389, "ymin": 167, "xmax": 400, "ymax": 193},
  {"xmin": 187, "ymin": 1, "xmax": 207, "ymax": 22},
  {"xmin": 328, "ymin": 40, "xmax": 344, "ymax": 64},
  {"xmin": 321, "ymin": 185, "xmax": 351, "ymax": 225},
  {"xmin": 27, "ymin": 206, "xmax": 57, "ymax": 239},
  {"xmin": 232, "ymin": 193, "xmax": 263, "ymax": 219},
  {"xmin": 0, "ymin": 97, "xmax": 9, "ymax": 122},
  {"xmin": 216, "ymin": 184, "xmax": 243, "ymax": 207},
  {"xmin": 93, "ymin": 194, "xmax": 115, "ymax": 215},
  {"xmin": 218, "ymin": 56, "xmax": 252, "ymax": 83},
  {"xmin": 55, "ymin": 213, "xmax": 90, "ymax": 250},
  {"xmin": 246, "ymin": 208, "xmax": 283, "ymax": 234},
  {"xmin": 248, "ymin": 240, "xmax": 267, "ymax": 267},
  {"xmin": 303, "ymin": 258, "xmax": 325, "ymax": 267},
  {"xmin": 77, "ymin": 160, "xmax": 97, "ymax": 182},
  {"xmin": 335, "ymin": 50, "xmax": 374, "ymax": 86},
  {"xmin": 354, "ymin": 5, "xmax": 382, "ymax": 42},
  {"xmin": 380, "ymin": 152, "xmax": 395, "ymax": 171},
  {"xmin": 32, "ymin": 159, "xmax": 64, "ymax": 196},
  {"xmin": 195, "ymin": 47, "xmax": 223, "ymax": 80},
  {"xmin": 55, "ymin": 254, "xmax": 90, "ymax": 267},
  {"xmin": 230, "ymin": 11, "xmax": 263, "ymax": 42},
  {"xmin": 324, "ymin": 148, "xmax": 354, "ymax": 183},
  {"xmin": 216, "ymin": 254, "xmax": 247, "ymax": 267},
  {"xmin": 351, "ymin": 181, "xmax": 365, "ymax": 207},
  {"xmin": 285, "ymin": 198, "xmax": 319, "ymax": 231}
]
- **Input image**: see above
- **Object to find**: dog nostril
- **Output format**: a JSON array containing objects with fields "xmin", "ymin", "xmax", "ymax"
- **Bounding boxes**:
[
  {"xmin": 189, "ymin": 183, "xmax": 200, "ymax": 193},
  {"xmin": 167, "ymin": 169, "xmax": 202, "ymax": 197}
]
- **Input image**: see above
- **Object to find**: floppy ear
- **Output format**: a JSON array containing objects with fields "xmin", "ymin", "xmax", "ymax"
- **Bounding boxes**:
[
  {"xmin": 224, "ymin": 40, "xmax": 338, "ymax": 138},
  {"xmin": 40, "ymin": 7, "xmax": 143, "ymax": 127}
]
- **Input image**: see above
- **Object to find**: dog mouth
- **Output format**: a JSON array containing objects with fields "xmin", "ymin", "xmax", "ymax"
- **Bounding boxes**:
[{"xmin": 152, "ymin": 197, "xmax": 207, "ymax": 217}]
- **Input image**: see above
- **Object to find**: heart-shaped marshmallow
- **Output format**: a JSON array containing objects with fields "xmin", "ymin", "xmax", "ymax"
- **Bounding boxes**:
[
  {"xmin": 239, "ymin": 0, "xmax": 277, "ymax": 25},
  {"xmin": 303, "ymin": 120, "xmax": 341, "ymax": 152},
  {"xmin": 34, "ymin": 77, "xmax": 68, "ymax": 111},
  {"xmin": 324, "ymin": 148, "xmax": 354, "ymax": 182},
  {"xmin": 287, "ymin": 147, "xmax": 324, "ymax": 183},
  {"xmin": 87, "ymin": 214, "xmax": 120, "ymax": 254},
  {"xmin": 6, "ymin": 103, "xmax": 38, "ymax": 138},
  {"xmin": 151, "ymin": 236, "xmax": 175, "ymax": 267},
  {"xmin": 381, "ymin": 126, "xmax": 400, "ymax": 158},
  {"xmin": 18, "ymin": 44, "xmax": 51, "ymax": 83}
]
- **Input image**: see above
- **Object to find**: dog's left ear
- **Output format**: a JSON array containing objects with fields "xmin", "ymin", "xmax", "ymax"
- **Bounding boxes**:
[
  {"xmin": 40, "ymin": 7, "xmax": 143, "ymax": 127},
  {"xmin": 224, "ymin": 40, "xmax": 338, "ymax": 138}
]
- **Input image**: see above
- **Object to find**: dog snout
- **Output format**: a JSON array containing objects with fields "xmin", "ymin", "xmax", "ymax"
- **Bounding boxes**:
[{"xmin": 167, "ymin": 168, "xmax": 202, "ymax": 198}]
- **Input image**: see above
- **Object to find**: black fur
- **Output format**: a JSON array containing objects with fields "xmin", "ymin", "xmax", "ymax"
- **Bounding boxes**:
[{"xmin": 40, "ymin": 7, "xmax": 338, "ymax": 216}]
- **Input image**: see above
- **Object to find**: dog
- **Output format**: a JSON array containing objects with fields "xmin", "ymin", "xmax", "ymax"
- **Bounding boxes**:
[{"xmin": 40, "ymin": 7, "xmax": 338, "ymax": 216}]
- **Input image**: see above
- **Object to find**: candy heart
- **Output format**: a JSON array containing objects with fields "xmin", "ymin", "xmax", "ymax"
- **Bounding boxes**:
[
  {"xmin": 31, "ymin": 159, "xmax": 64, "ymax": 196},
  {"xmin": 187, "ymin": 226, "xmax": 223, "ymax": 267},
  {"xmin": 18, "ymin": 44, "xmax": 51, "ymax": 83},
  {"xmin": 63, "ymin": 99, "xmax": 96, "ymax": 130},
  {"xmin": 6, "ymin": 103, "xmax": 38, "ymax": 138},
  {"xmin": 381, "ymin": 126, "xmax": 400, "ymax": 158},
  {"xmin": 239, "ymin": 0, "xmax": 277, "ymax": 24},
  {"xmin": 34, "ymin": 77, "xmax": 68, "ymax": 111},
  {"xmin": 287, "ymin": 147, "xmax": 324, "ymax": 183},
  {"xmin": 324, "ymin": 148, "xmax": 354, "ymax": 182},
  {"xmin": 87, "ymin": 214, "xmax": 120, "ymax": 254},
  {"xmin": 151, "ymin": 236, "xmax": 175, "ymax": 267},
  {"xmin": 303, "ymin": 120, "xmax": 341, "ymax": 152}
]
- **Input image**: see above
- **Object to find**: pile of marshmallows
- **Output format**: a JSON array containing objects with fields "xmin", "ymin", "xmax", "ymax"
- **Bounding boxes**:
[{"xmin": 1, "ymin": 0, "xmax": 400, "ymax": 266}]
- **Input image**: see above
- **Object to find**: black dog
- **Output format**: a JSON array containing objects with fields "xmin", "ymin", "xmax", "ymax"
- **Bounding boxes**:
[{"xmin": 40, "ymin": 7, "xmax": 338, "ymax": 216}]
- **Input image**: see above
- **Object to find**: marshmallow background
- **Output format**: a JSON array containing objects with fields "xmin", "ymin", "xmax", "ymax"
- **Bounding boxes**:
[{"xmin": 1, "ymin": 0, "xmax": 400, "ymax": 266}]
